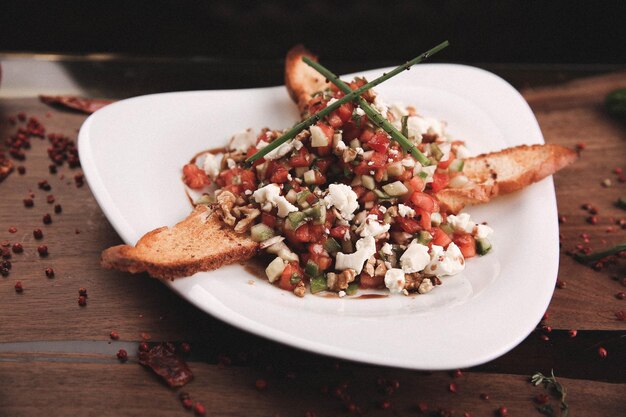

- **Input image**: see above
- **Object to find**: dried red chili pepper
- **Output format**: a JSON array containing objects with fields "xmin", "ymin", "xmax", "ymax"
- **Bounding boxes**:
[
  {"xmin": 39, "ymin": 95, "xmax": 113, "ymax": 114},
  {"xmin": 138, "ymin": 342, "xmax": 193, "ymax": 388}
]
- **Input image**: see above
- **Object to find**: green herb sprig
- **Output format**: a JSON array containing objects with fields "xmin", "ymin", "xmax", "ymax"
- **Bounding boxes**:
[
  {"xmin": 573, "ymin": 242, "xmax": 626, "ymax": 263},
  {"xmin": 531, "ymin": 370, "xmax": 569, "ymax": 417},
  {"xmin": 303, "ymin": 56, "xmax": 430, "ymax": 165},
  {"xmin": 245, "ymin": 40, "xmax": 449, "ymax": 164}
]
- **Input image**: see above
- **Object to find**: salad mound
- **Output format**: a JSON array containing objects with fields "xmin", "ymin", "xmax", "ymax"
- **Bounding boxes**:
[{"xmin": 182, "ymin": 81, "xmax": 493, "ymax": 297}]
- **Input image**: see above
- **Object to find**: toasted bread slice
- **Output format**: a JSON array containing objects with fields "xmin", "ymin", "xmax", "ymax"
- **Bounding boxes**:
[
  {"xmin": 285, "ymin": 45, "xmax": 330, "ymax": 115},
  {"xmin": 101, "ymin": 205, "xmax": 259, "ymax": 280},
  {"xmin": 436, "ymin": 144, "xmax": 577, "ymax": 213}
]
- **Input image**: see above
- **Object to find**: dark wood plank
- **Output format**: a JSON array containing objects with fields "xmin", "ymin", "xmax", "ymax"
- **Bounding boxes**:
[{"xmin": 0, "ymin": 358, "xmax": 623, "ymax": 417}]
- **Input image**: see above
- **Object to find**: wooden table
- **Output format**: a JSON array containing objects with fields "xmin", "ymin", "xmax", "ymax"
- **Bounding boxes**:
[{"xmin": 0, "ymin": 57, "xmax": 624, "ymax": 416}]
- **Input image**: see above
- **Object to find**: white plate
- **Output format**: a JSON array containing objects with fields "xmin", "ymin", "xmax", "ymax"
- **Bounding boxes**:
[{"xmin": 78, "ymin": 64, "xmax": 558, "ymax": 370}]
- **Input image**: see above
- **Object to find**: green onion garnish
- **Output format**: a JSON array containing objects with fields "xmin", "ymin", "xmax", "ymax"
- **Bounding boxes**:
[{"xmin": 245, "ymin": 40, "xmax": 449, "ymax": 164}]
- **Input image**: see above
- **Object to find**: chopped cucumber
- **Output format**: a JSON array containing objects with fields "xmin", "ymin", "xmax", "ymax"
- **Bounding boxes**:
[
  {"xmin": 386, "ymin": 162, "xmax": 404, "ymax": 178},
  {"xmin": 346, "ymin": 282, "xmax": 359, "ymax": 296},
  {"xmin": 382, "ymin": 181, "xmax": 409, "ymax": 196},
  {"xmin": 304, "ymin": 260, "xmax": 320, "ymax": 277},
  {"xmin": 287, "ymin": 211, "xmax": 307, "ymax": 230},
  {"xmin": 296, "ymin": 189, "xmax": 312, "ymax": 208},
  {"xmin": 430, "ymin": 212, "xmax": 443, "ymax": 226},
  {"xmin": 361, "ymin": 175, "xmax": 375, "ymax": 190},
  {"xmin": 448, "ymin": 159, "xmax": 464, "ymax": 172},
  {"xmin": 373, "ymin": 189, "xmax": 392, "ymax": 200},
  {"xmin": 303, "ymin": 169, "xmax": 317, "ymax": 184},
  {"xmin": 310, "ymin": 276, "xmax": 327, "ymax": 294},
  {"xmin": 476, "ymin": 237, "xmax": 492, "ymax": 255},
  {"xmin": 266, "ymin": 241, "xmax": 299, "ymax": 262},
  {"xmin": 440, "ymin": 223, "xmax": 455, "ymax": 235},
  {"xmin": 194, "ymin": 194, "xmax": 214, "ymax": 205},
  {"xmin": 429, "ymin": 143, "xmax": 444, "ymax": 161},
  {"xmin": 250, "ymin": 223, "xmax": 275, "ymax": 242},
  {"xmin": 323, "ymin": 237, "xmax": 341, "ymax": 254},
  {"xmin": 417, "ymin": 230, "xmax": 432, "ymax": 245},
  {"xmin": 290, "ymin": 273, "xmax": 302, "ymax": 285},
  {"xmin": 265, "ymin": 257, "xmax": 286, "ymax": 283}
]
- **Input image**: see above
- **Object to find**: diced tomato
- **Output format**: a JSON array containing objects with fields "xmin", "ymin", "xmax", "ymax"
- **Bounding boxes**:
[
  {"xmin": 341, "ymin": 121, "xmax": 362, "ymax": 141},
  {"xmin": 182, "ymin": 164, "xmax": 210, "ymax": 190},
  {"xmin": 431, "ymin": 227, "xmax": 452, "ymax": 248},
  {"xmin": 278, "ymin": 262, "xmax": 303, "ymax": 291},
  {"xmin": 336, "ymin": 102, "xmax": 354, "ymax": 123},
  {"xmin": 315, "ymin": 145, "xmax": 332, "ymax": 157},
  {"xmin": 327, "ymin": 112, "xmax": 343, "ymax": 129},
  {"xmin": 309, "ymin": 224, "xmax": 326, "ymax": 243},
  {"xmin": 407, "ymin": 176, "xmax": 425, "ymax": 193},
  {"xmin": 354, "ymin": 161, "xmax": 373, "ymax": 175},
  {"xmin": 430, "ymin": 172, "xmax": 450, "ymax": 193},
  {"xmin": 308, "ymin": 96, "xmax": 326, "ymax": 115},
  {"xmin": 261, "ymin": 213, "xmax": 277, "ymax": 229},
  {"xmin": 218, "ymin": 167, "xmax": 257, "ymax": 193},
  {"xmin": 294, "ymin": 223, "xmax": 311, "ymax": 242},
  {"xmin": 316, "ymin": 122, "xmax": 334, "ymax": 141},
  {"xmin": 359, "ymin": 273, "xmax": 385, "ymax": 289},
  {"xmin": 410, "ymin": 191, "xmax": 436, "ymax": 213},
  {"xmin": 359, "ymin": 128, "xmax": 375, "ymax": 143},
  {"xmin": 289, "ymin": 147, "xmax": 311, "ymax": 167},
  {"xmin": 368, "ymin": 131, "xmax": 390, "ymax": 153},
  {"xmin": 454, "ymin": 234, "xmax": 476, "ymax": 258},
  {"xmin": 370, "ymin": 152, "xmax": 388, "ymax": 168},
  {"xmin": 374, "ymin": 167, "xmax": 386, "ymax": 182},
  {"xmin": 395, "ymin": 216, "xmax": 422, "ymax": 233},
  {"xmin": 361, "ymin": 191, "xmax": 377, "ymax": 203},
  {"xmin": 308, "ymin": 243, "xmax": 325, "ymax": 255},
  {"xmin": 368, "ymin": 206, "xmax": 384, "ymax": 220},
  {"xmin": 245, "ymin": 146, "xmax": 265, "ymax": 166},
  {"xmin": 307, "ymin": 169, "xmax": 327, "ymax": 185},
  {"xmin": 330, "ymin": 226, "xmax": 350, "ymax": 240},
  {"xmin": 415, "ymin": 208, "xmax": 432, "ymax": 231},
  {"xmin": 351, "ymin": 185, "xmax": 366, "ymax": 199},
  {"xmin": 437, "ymin": 151, "xmax": 456, "ymax": 169},
  {"xmin": 309, "ymin": 253, "xmax": 332, "ymax": 271},
  {"xmin": 314, "ymin": 158, "xmax": 332, "ymax": 174},
  {"xmin": 270, "ymin": 165, "xmax": 290, "ymax": 183}
]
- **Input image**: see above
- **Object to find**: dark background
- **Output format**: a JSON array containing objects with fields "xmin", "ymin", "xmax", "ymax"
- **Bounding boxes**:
[{"xmin": 1, "ymin": 0, "xmax": 625, "ymax": 65}]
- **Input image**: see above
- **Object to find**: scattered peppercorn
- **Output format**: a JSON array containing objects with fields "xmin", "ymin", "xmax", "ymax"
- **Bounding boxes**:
[
  {"xmin": 139, "ymin": 342, "xmax": 150, "ymax": 352},
  {"xmin": 17, "ymin": 166, "xmax": 26, "ymax": 175},
  {"xmin": 78, "ymin": 287, "xmax": 87, "ymax": 297},
  {"xmin": 534, "ymin": 393, "xmax": 549, "ymax": 404},
  {"xmin": 616, "ymin": 292, "xmax": 625, "ymax": 300},
  {"xmin": 453, "ymin": 369, "xmax": 463, "ymax": 378},
  {"xmin": 116, "ymin": 349, "xmax": 128, "ymax": 362},
  {"xmin": 37, "ymin": 245, "xmax": 48, "ymax": 257},
  {"xmin": 182, "ymin": 398, "xmax": 193, "ymax": 410},
  {"xmin": 45, "ymin": 267, "xmax": 54, "ymax": 278},
  {"xmin": 568, "ymin": 329, "xmax": 577, "ymax": 338},
  {"xmin": 181, "ymin": 342, "xmax": 191, "ymax": 353},
  {"xmin": 193, "ymin": 402, "xmax": 206, "ymax": 416},
  {"xmin": 575, "ymin": 142, "xmax": 586, "ymax": 151},
  {"xmin": 78, "ymin": 295, "xmax": 87, "ymax": 306},
  {"xmin": 255, "ymin": 378, "xmax": 268, "ymax": 391},
  {"xmin": 48, "ymin": 164, "xmax": 57, "ymax": 174},
  {"xmin": 12, "ymin": 243, "xmax": 23, "ymax": 254},
  {"xmin": 417, "ymin": 402, "xmax": 429, "ymax": 412},
  {"xmin": 8, "ymin": 227, "xmax": 17, "ymax": 233},
  {"xmin": 558, "ymin": 215, "xmax": 566, "ymax": 223},
  {"xmin": 14, "ymin": 281, "xmax": 23, "ymax": 293},
  {"xmin": 615, "ymin": 311, "xmax": 625, "ymax": 321},
  {"xmin": 1, "ymin": 267, "xmax": 10, "ymax": 277},
  {"xmin": 479, "ymin": 393, "xmax": 490, "ymax": 401},
  {"xmin": 542, "ymin": 325, "xmax": 552, "ymax": 333},
  {"xmin": 497, "ymin": 406, "xmax": 508, "ymax": 416},
  {"xmin": 602, "ymin": 178, "xmax": 612, "ymax": 187},
  {"xmin": 43, "ymin": 214, "xmax": 52, "ymax": 224},
  {"xmin": 54, "ymin": 204, "xmax": 62, "ymax": 214},
  {"xmin": 379, "ymin": 400, "xmax": 391, "ymax": 410},
  {"xmin": 448, "ymin": 383, "xmax": 457, "ymax": 393},
  {"xmin": 556, "ymin": 280, "xmax": 567, "ymax": 289},
  {"xmin": 110, "ymin": 331, "xmax": 120, "ymax": 340},
  {"xmin": 540, "ymin": 334, "xmax": 550, "ymax": 342},
  {"xmin": 46, "ymin": 195, "xmax": 55, "ymax": 204},
  {"xmin": 598, "ymin": 347, "xmax": 608, "ymax": 358},
  {"xmin": 38, "ymin": 180, "xmax": 51, "ymax": 191},
  {"xmin": 32, "ymin": 229, "xmax": 43, "ymax": 240},
  {"xmin": 587, "ymin": 216, "xmax": 598, "ymax": 225},
  {"xmin": 23, "ymin": 198, "xmax": 34, "ymax": 207}
]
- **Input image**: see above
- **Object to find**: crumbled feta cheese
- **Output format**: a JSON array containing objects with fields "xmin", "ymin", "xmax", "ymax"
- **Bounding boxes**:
[
  {"xmin": 455, "ymin": 144, "xmax": 471, "ymax": 159},
  {"xmin": 244, "ymin": 189, "xmax": 252, "ymax": 195},
  {"xmin": 418, "ymin": 279, "xmax": 434, "ymax": 294},
  {"xmin": 324, "ymin": 184, "xmax": 359, "ymax": 220},
  {"xmin": 226, "ymin": 158, "xmax": 236, "ymax": 169},
  {"xmin": 372, "ymin": 96, "xmax": 389, "ymax": 118},
  {"xmin": 355, "ymin": 107, "xmax": 366, "ymax": 117},
  {"xmin": 335, "ymin": 236, "xmax": 377, "ymax": 274},
  {"xmin": 358, "ymin": 214, "xmax": 390, "ymax": 238},
  {"xmin": 414, "ymin": 164, "xmax": 437, "ymax": 184},
  {"xmin": 381, "ymin": 242, "xmax": 393, "ymax": 255},
  {"xmin": 447, "ymin": 213, "xmax": 475, "ymax": 234},
  {"xmin": 228, "ymin": 129, "xmax": 256, "ymax": 152},
  {"xmin": 401, "ymin": 157, "xmax": 416, "ymax": 168},
  {"xmin": 338, "ymin": 290, "xmax": 346, "ymax": 298},
  {"xmin": 379, "ymin": 206, "xmax": 387, "ymax": 213},
  {"xmin": 400, "ymin": 115, "xmax": 444, "ymax": 143},
  {"xmin": 328, "ymin": 98, "xmax": 338, "ymax": 106},
  {"xmin": 264, "ymin": 140, "xmax": 295, "ymax": 160},
  {"xmin": 252, "ymin": 184, "xmax": 298, "ymax": 217},
  {"xmin": 389, "ymin": 103, "xmax": 409, "ymax": 119},
  {"xmin": 400, "ymin": 240, "xmax": 430, "ymax": 273},
  {"xmin": 355, "ymin": 147, "xmax": 364, "ymax": 155},
  {"xmin": 310, "ymin": 125, "xmax": 329, "ymax": 147},
  {"xmin": 430, "ymin": 212, "xmax": 442, "ymax": 226},
  {"xmin": 398, "ymin": 204, "xmax": 415, "ymax": 218},
  {"xmin": 256, "ymin": 140, "xmax": 269, "ymax": 149},
  {"xmin": 475, "ymin": 224, "xmax": 494, "ymax": 239},
  {"xmin": 425, "ymin": 243, "xmax": 465, "ymax": 276},
  {"xmin": 202, "ymin": 153, "xmax": 222, "ymax": 178},
  {"xmin": 293, "ymin": 140, "xmax": 303, "ymax": 150},
  {"xmin": 384, "ymin": 268, "xmax": 406, "ymax": 294}
]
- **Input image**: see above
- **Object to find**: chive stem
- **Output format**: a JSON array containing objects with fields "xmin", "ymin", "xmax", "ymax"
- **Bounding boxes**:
[
  {"xmin": 303, "ymin": 57, "xmax": 429, "ymax": 165},
  {"xmin": 246, "ymin": 40, "xmax": 449, "ymax": 163},
  {"xmin": 573, "ymin": 242, "xmax": 626, "ymax": 263}
]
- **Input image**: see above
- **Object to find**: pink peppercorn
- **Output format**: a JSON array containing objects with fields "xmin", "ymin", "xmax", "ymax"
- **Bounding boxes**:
[
  {"xmin": 598, "ymin": 347, "xmax": 608, "ymax": 358},
  {"xmin": 116, "ymin": 349, "xmax": 128, "ymax": 362}
]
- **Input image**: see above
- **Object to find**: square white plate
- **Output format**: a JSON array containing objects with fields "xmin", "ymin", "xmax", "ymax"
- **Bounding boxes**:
[{"xmin": 78, "ymin": 64, "xmax": 558, "ymax": 370}]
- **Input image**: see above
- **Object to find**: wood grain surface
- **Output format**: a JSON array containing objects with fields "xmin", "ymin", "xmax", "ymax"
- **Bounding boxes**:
[{"xmin": 0, "ymin": 69, "xmax": 624, "ymax": 416}]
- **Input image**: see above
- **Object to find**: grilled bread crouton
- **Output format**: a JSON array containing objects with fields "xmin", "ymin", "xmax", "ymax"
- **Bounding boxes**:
[
  {"xmin": 101, "ymin": 205, "xmax": 259, "ymax": 280},
  {"xmin": 436, "ymin": 144, "xmax": 578, "ymax": 213},
  {"xmin": 285, "ymin": 45, "xmax": 330, "ymax": 115}
]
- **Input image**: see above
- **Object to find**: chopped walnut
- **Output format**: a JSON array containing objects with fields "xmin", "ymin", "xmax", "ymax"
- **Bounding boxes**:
[
  {"xmin": 342, "ymin": 147, "xmax": 358, "ymax": 163},
  {"xmin": 216, "ymin": 190, "xmax": 237, "ymax": 226},
  {"xmin": 386, "ymin": 206, "xmax": 398, "ymax": 218},
  {"xmin": 327, "ymin": 269, "xmax": 357, "ymax": 292},
  {"xmin": 293, "ymin": 281, "xmax": 306, "ymax": 298},
  {"xmin": 364, "ymin": 256, "xmax": 376, "ymax": 276},
  {"xmin": 234, "ymin": 207, "xmax": 261, "ymax": 233},
  {"xmin": 295, "ymin": 129, "xmax": 311, "ymax": 141},
  {"xmin": 374, "ymin": 259, "xmax": 388, "ymax": 277},
  {"xmin": 418, "ymin": 279, "xmax": 434, "ymax": 294},
  {"xmin": 403, "ymin": 272, "xmax": 425, "ymax": 292}
]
